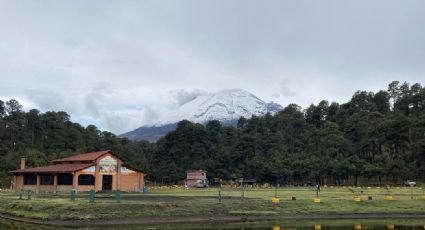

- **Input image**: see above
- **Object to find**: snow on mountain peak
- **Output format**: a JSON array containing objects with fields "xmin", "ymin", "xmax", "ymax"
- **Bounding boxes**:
[{"xmin": 154, "ymin": 89, "xmax": 282, "ymax": 126}]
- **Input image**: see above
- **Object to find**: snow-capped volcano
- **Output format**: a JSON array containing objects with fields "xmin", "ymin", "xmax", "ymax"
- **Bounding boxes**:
[
  {"xmin": 120, "ymin": 89, "xmax": 283, "ymax": 141},
  {"xmin": 155, "ymin": 89, "xmax": 282, "ymax": 126}
]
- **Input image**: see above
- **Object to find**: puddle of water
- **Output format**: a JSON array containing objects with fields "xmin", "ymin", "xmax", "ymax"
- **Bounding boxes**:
[{"xmin": 1, "ymin": 218, "xmax": 425, "ymax": 230}]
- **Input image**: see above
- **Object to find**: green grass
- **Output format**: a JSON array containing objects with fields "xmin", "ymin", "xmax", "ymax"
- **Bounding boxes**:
[{"xmin": 0, "ymin": 186, "xmax": 424, "ymax": 221}]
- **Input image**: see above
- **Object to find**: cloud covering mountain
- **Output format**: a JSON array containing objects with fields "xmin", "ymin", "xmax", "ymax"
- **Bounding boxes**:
[{"xmin": 121, "ymin": 89, "xmax": 283, "ymax": 141}]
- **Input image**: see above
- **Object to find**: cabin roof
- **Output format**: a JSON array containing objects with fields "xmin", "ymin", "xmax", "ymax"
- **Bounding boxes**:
[
  {"xmin": 186, "ymin": 169, "xmax": 206, "ymax": 173},
  {"xmin": 52, "ymin": 150, "xmax": 112, "ymax": 163},
  {"xmin": 10, "ymin": 163, "xmax": 94, "ymax": 174},
  {"xmin": 10, "ymin": 150, "xmax": 147, "ymax": 174}
]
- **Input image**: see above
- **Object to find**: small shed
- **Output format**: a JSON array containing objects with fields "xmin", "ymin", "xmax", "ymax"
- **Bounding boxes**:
[
  {"xmin": 239, "ymin": 178, "xmax": 256, "ymax": 187},
  {"xmin": 186, "ymin": 170, "xmax": 207, "ymax": 188}
]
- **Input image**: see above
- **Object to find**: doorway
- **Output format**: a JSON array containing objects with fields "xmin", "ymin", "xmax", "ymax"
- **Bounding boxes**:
[{"xmin": 102, "ymin": 175, "xmax": 113, "ymax": 191}]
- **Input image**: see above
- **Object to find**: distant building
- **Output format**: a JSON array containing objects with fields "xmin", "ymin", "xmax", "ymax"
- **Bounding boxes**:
[
  {"xmin": 10, "ymin": 150, "xmax": 146, "ymax": 193},
  {"xmin": 186, "ymin": 170, "xmax": 207, "ymax": 187},
  {"xmin": 240, "ymin": 178, "xmax": 256, "ymax": 187}
]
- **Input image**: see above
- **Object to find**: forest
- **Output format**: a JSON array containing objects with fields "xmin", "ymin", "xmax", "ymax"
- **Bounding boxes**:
[{"xmin": 0, "ymin": 81, "xmax": 424, "ymax": 187}]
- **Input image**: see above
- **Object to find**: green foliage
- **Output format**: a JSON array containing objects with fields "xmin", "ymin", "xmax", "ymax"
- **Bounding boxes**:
[
  {"xmin": 1, "ymin": 81, "xmax": 425, "ymax": 186},
  {"xmin": 149, "ymin": 81, "xmax": 425, "ymax": 184},
  {"xmin": 0, "ymin": 99, "xmax": 153, "ymax": 187}
]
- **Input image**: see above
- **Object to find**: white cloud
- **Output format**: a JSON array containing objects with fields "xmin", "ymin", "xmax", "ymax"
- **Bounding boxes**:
[
  {"xmin": 174, "ymin": 89, "xmax": 208, "ymax": 106},
  {"xmin": 0, "ymin": 0, "xmax": 424, "ymax": 134}
]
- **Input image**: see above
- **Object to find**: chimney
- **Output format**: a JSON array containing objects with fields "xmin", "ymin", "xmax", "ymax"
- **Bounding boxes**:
[{"xmin": 20, "ymin": 157, "xmax": 26, "ymax": 170}]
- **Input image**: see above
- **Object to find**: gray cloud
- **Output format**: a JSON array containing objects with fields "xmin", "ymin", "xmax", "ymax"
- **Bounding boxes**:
[{"xmin": 1, "ymin": 0, "xmax": 424, "ymax": 133}]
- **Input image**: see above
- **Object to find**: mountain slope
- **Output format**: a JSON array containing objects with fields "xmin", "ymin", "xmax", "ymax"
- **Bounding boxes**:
[
  {"xmin": 120, "ymin": 89, "xmax": 283, "ymax": 141},
  {"xmin": 119, "ymin": 123, "xmax": 177, "ymax": 142}
]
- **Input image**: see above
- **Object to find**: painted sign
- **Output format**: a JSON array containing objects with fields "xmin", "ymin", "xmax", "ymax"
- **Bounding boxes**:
[
  {"xmin": 82, "ymin": 166, "xmax": 95, "ymax": 173},
  {"xmin": 99, "ymin": 156, "xmax": 117, "ymax": 173},
  {"xmin": 121, "ymin": 166, "xmax": 136, "ymax": 174}
]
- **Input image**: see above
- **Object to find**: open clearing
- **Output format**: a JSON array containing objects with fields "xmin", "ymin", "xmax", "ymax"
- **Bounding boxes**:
[{"xmin": 0, "ymin": 186, "xmax": 424, "ymax": 221}]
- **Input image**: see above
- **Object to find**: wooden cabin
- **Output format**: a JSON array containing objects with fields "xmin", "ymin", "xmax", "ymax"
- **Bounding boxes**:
[{"xmin": 10, "ymin": 150, "xmax": 145, "ymax": 193}]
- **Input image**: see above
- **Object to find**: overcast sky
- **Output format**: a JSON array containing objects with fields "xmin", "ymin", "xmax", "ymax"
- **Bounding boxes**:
[{"xmin": 0, "ymin": 0, "xmax": 424, "ymax": 134}]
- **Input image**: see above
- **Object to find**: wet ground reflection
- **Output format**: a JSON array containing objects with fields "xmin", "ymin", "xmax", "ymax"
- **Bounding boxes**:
[{"xmin": 1, "ymin": 218, "xmax": 425, "ymax": 229}]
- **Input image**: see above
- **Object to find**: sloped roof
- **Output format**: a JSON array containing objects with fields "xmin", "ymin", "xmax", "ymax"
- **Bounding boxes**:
[
  {"xmin": 10, "ymin": 163, "xmax": 94, "ymax": 174},
  {"xmin": 10, "ymin": 150, "xmax": 147, "ymax": 175},
  {"xmin": 186, "ymin": 169, "xmax": 206, "ymax": 173},
  {"xmin": 122, "ymin": 164, "xmax": 146, "ymax": 175},
  {"xmin": 52, "ymin": 150, "xmax": 112, "ymax": 163}
]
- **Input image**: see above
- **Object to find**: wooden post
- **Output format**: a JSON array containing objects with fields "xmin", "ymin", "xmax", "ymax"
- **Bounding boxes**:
[
  {"xmin": 95, "ymin": 160, "xmax": 100, "ymax": 192},
  {"xmin": 70, "ymin": 189, "xmax": 76, "ymax": 202},
  {"xmin": 115, "ymin": 190, "xmax": 121, "ymax": 203},
  {"xmin": 53, "ymin": 174, "xmax": 58, "ymax": 194},
  {"xmin": 141, "ymin": 173, "xmax": 145, "ymax": 191},
  {"xmin": 89, "ymin": 190, "xmax": 95, "ymax": 203},
  {"xmin": 36, "ymin": 175, "xmax": 40, "ymax": 194},
  {"xmin": 72, "ymin": 172, "xmax": 78, "ymax": 192},
  {"xmin": 13, "ymin": 175, "xmax": 17, "ymax": 192},
  {"xmin": 16, "ymin": 175, "xmax": 22, "ymax": 192},
  {"xmin": 117, "ymin": 160, "xmax": 122, "ymax": 190},
  {"xmin": 138, "ymin": 173, "xmax": 142, "ymax": 192}
]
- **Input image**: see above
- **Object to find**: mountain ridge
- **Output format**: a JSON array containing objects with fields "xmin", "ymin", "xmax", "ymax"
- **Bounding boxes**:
[{"xmin": 120, "ymin": 89, "xmax": 283, "ymax": 141}]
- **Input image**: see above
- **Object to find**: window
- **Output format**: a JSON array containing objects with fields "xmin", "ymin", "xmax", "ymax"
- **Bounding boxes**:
[
  {"xmin": 78, "ymin": 174, "xmax": 95, "ymax": 185},
  {"xmin": 24, "ymin": 174, "xmax": 37, "ymax": 185},
  {"xmin": 40, "ymin": 174, "xmax": 54, "ymax": 185},
  {"xmin": 58, "ymin": 174, "xmax": 73, "ymax": 185}
]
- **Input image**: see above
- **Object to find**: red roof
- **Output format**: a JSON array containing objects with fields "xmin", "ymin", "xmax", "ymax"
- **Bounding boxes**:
[
  {"xmin": 187, "ymin": 169, "xmax": 206, "ymax": 173},
  {"xmin": 10, "ymin": 163, "xmax": 94, "ymax": 174},
  {"xmin": 10, "ymin": 150, "xmax": 146, "ymax": 174},
  {"xmin": 52, "ymin": 150, "xmax": 112, "ymax": 163}
]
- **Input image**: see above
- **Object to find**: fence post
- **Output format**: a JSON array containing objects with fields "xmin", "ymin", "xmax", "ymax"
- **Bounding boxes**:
[
  {"xmin": 70, "ymin": 189, "xmax": 76, "ymax": 202},
  {"xmin": 218, "ymin": 189, "xmax": 222, "ymax": 203},
  {"xmin": 115, "ymin": 190, "xmax": 121, "ymax": 203},
  {"xmin": 89, "ymin": 189, "xmax": 95, "ymax": 203},
  {"xmin": 241, "ymin": 186, "xmax": 244, "ymax": 202}
]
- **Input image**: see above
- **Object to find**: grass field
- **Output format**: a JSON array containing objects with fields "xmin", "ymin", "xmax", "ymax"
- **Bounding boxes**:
[{"xmin": 0, "ymin": 186, "xmax": 424, "ymax": 221}]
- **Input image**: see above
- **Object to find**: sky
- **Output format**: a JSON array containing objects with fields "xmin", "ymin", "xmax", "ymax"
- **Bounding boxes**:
[{"xmin": 0, "ymin": 0, "xmax": 424, "ymax": 134}]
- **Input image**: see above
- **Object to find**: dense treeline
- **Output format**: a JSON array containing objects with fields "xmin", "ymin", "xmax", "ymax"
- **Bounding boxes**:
[
  {"xmin": 1, "ymin": 81, "xmax": 425, "ymax": 186},
  {"xmin": 0, "ymin": 100, "xmax": 154, "ymax": 186},
  {"xmin": 151, "ymin": 81, "xmax": 425, "ymax": 185}
]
